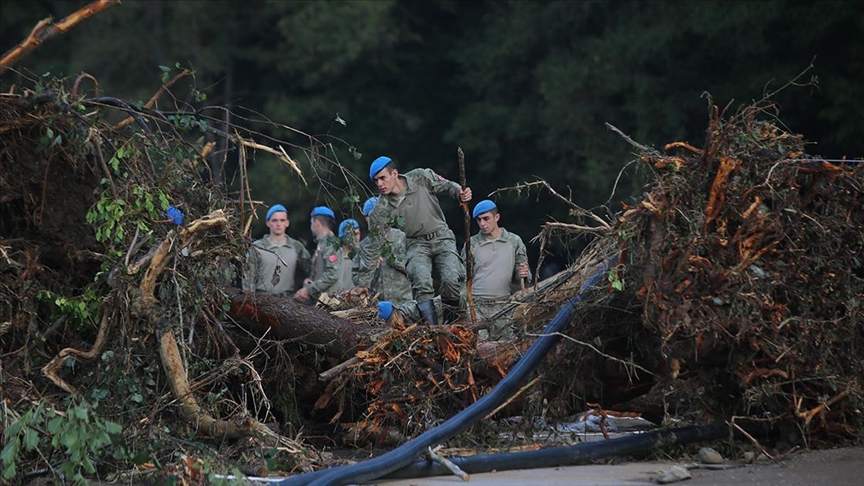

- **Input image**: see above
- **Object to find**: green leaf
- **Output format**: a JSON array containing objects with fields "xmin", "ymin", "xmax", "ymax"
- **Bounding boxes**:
[
  {"xmin": 1, "ymin": 462, "xmax": 16, "ymax": 480},
  {"xmin": 23, "ymin": 427, "xmax": 39, "ymax": 451},
  {"xmin": 103, "ymin": 421, "xmax": 123, "ymax": 435}
]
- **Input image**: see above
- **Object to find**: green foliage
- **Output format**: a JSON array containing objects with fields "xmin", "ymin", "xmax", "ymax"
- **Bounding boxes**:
[
  {"xmin": 608, "ymin": 269, "xmax": 624, "ymax": 292},
  {"xmin": 1, "ymin": 401, "xmax": 128, "ymax": 484},
  {"xmin": 35, "ymin": 287, "xmax": 101, "ymax": 329},
  {"xmin": 86, "ymin": 185, "xmax": 170, "ymax": 243}
]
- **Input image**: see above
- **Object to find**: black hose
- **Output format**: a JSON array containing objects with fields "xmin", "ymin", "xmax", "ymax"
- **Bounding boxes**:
[
  {"xmin": 382, "ymin": 424, "xmax": 730, "ymax": 480},
  {"xmin": 279, "ymin": 256, "xmax": 617, "ymax": 486},
  {"xmin": 83, "ymin": 96, "xmax": 152, "ymax": 133}
]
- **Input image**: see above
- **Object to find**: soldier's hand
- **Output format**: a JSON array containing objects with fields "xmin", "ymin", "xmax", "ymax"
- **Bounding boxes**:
[
  {"xmin": 294, "ymin": 288, "xmax": 309, "ymax": 302},
  {"xmin": 459, "ymin": 187, "xmax": 472, "ymax": 202},
  {"xmin": 518, "ymin": 262, "xmax": 530, "ymax": 278}
]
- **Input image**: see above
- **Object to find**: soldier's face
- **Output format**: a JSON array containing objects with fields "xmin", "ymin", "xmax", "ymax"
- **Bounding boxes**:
[
  {"xmin": 374, "ymin": 168, "xmax": 399, "ymax": 194},
  {"xmin": 477, "ymin": 212, "xmax": 500, "ymax": 235},
  {"xmin": 266, "ymin": 212, "xmax": 289, "ymax": 236}
]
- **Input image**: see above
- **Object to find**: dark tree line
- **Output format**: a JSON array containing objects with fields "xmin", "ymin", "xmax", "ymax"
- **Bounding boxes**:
[{"xmin": 2, "ymin": 0, "xmax": 862, "ymax": 266}]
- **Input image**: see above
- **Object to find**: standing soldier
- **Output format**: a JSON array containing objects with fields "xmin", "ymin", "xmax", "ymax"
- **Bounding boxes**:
[
  {"xmin": 462, "ymin": 200, "xmax": 531, "ymax": 340},
  {"xmin": 243, "ymin": 204, "xmax": 311, "ymax": 297},
  {"xmin": 354, "ymin": 197, "xmax": 412, "ymax": 305},
  {"xmin": 357, "ymin": 156, "xmax": 472, "ymax": 324},
  {"xmin": 337, "ymin": 218, "xmax": 360, "ymax": 291},
  {"xmin": 294, "ymin": 206, "xmax": 342, "ymax": 303}
]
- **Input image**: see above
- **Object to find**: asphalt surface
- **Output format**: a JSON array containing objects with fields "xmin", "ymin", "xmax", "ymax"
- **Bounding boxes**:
[{"xmin": 370, "ymin": 446, "xmax": 864, "ymax": 486}]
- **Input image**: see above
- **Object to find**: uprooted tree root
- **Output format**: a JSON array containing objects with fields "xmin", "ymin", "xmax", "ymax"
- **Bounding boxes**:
[{"xmin": 1, "ymin": 83, "xmax": 326, "ymax": 481}]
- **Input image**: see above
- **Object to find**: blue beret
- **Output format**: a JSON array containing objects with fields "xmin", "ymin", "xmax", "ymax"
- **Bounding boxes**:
[
  {"xmin": 369, "ymin": 156, "xmax": 392, "ymax": 180},
  {"xmin": 362, "ymin": 197, "xmax": 378, "ymax": 217},
  {"xmin": 378, "ymin": 301, "xmax": 394, "ymax": 320},
  {"xmin": 266, "ymin": 204, "xmax": 287, "ymax": 221},
  {"xmin": 472, "ymin": 200, "xmax": 498, "ymax": 219},
  {"xmin": 310, "ymin": 206, "xmax": 335, "ymax": 219},
  {"xmin": 338, "ymin": 219, "xmax": 359, "ymax": 237}
]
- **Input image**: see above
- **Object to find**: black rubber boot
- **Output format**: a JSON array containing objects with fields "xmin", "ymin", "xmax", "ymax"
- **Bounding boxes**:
[{"xmin": 417, "ymin": 299, "xmax": 438, "ymax": 326}]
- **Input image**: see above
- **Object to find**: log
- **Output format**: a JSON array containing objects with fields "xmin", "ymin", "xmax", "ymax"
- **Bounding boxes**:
[{"xmin": 223, "ymin": 287, "xmax": 374, "ymax": 360}]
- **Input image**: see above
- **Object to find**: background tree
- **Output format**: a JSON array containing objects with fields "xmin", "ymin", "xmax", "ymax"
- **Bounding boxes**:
[{"xmin": 2, "ymin": 0, "xmax": 862, "ymax": 265}]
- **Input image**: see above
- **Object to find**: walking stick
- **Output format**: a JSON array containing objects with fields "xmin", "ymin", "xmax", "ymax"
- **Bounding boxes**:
[{"xmin": 458, "ymin": 147, "xmax": 477, "ymax": 324}]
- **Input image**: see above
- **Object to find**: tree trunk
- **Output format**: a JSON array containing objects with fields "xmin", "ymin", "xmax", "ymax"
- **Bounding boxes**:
[{"xmin": 224, "ymin": 287, "xmax": 373, "ymax": 360}]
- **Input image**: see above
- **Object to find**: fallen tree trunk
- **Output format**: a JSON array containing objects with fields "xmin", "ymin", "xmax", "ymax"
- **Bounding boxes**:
[{"xmin": 223, "ymin": 287, "xmax": 375, "ymax": 360}]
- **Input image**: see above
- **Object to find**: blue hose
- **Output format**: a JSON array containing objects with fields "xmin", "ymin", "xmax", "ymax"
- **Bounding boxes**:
[{"xmin": 280, "ymin": 256, "xmax": 617, "ymax": 486}]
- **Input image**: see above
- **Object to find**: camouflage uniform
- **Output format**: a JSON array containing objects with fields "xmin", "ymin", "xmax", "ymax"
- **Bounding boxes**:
[
  {"xmin": 462, "ymin": 228, "xmax": 531, "ymax": 340},
  {"xmin": 358, "ymin": 168, "xmax": 465, "ymax": 303},
  {"xmin": 243, "ymin": 235, "xmax": 311, "ymax": 298},
  {"xmin": 392, "ymin": 296, "xmax": 442, "ymax": 323},
  {"xmin": 353, "ymin": 228, "xmax": 412, "ymax": 305},
  {"xmin": 338, "ymin": 249, "xmax": 354, "ymax": 291},
  {"xmin": 306, "ymin": 232, "xmax": 342, "ymax": 301}
]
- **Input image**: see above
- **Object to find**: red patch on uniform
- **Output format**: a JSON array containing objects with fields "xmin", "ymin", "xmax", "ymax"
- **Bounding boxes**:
[
  {"xmin": 328, "ymin": 254, "xmax": 339, "ymax": 263},
  {"xmin": 437, "ymin": 175, "xmax": 445, "ymax": 181}
]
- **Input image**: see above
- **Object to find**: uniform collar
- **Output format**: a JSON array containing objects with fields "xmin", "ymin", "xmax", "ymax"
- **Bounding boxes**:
[{"xmin": 475, "ymin": 227, "xmax": 508, "ymax": 244}]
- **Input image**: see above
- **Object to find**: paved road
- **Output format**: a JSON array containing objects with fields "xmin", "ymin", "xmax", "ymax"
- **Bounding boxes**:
[{"xmin": 371, "ymin": 446, "xmax": 863, "ymax": 486}]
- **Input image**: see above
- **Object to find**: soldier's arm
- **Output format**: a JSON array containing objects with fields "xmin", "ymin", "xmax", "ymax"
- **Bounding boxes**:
[
  {"xmin": 415, "ymin": 168, "xmax": 461, "ymax": 201},
  {"xmin": 357, "ymin": 208, "xmax": 388, "ymax": 287},
  {"xmin": 306, "ymin": 244, "xmax": 341, "ymax": 297},
  {"xmin": 241, "ymin": 246, "xmax": 260, "ymax": 292},
  {"xmin": 512, "ymin": 235, "xmax": 532, "ymax": 285}
]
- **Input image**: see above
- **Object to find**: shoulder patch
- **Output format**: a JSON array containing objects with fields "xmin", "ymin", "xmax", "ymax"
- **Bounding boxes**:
[
  {"xmin": 328, "ymin": 254, "xmax": 339, "ymax": 263},
  {"xmin": 437, "ymin": 175, "xmax": 445, "ymax": 181}
]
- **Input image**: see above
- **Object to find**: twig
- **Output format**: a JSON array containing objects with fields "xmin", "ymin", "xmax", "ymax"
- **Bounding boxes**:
[
  {"xmin": 484, "ymin": 375, "xmax": 543, "ymax": 420},
  {"xmin": 427, "ymin": 446, "xmax": 469, "ymax": 481},
  {"xmin": 530, "ymin": 331, "xmax": 656, "ymax": 378},
  {"xmin": 88, "ymin": 127, "xmax": 116, "ymax": 194},
  {"xmin": 319, "ymin": 356, "xmax": 360, "ymax": 382},
  {"xmin": 491, "ymin": 179, "xmax": 611, "ymax": 229},
  {"xmin": 605, "ymin": 122, "xmax": 662, "ymax": 157},
  {"xmin": 0, "ymin": 0, "xmax": 121, "ymax": 74},
  {"xmin": 730, "ymin": 417, "xmax": 778, "ymax": 464},
  {"xmin": 114, "ymin": 68, "xmax": 193, "ymax": 129}
]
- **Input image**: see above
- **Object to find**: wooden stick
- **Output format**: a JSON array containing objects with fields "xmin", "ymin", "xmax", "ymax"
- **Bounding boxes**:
[
  {"xmin": 458, "ymin": 147, "xmax": 477, "ymax": 324},
  {"xmin": 428, "ymin": 446, "xmax": 469, "ymax": 481},
  {"xmin": 319, "ymin": 356, "xmax": 360, "ymax": 381},
  {"xmin": 0, "ymin": 0, "xmax": 121, "ymax": 74}
]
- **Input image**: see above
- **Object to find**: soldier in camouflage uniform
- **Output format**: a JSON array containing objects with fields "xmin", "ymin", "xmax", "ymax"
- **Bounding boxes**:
[
  {"xmin": 243, "ymin": 204, "xmax": 311, "ymax": 298},
  {"xmin": 294, "ymin": 206, "xmax": 343, "ymax": 303},
  {"xmin": 353, "ymin": 197, "xmax": 412, "ymax": 305},
  {"xmin": 357, "ymin": 157, "xmax": 472, "ymax": 324},
  {"xmin": 462, "ymin": 200, "xmax": 531, "ymax": 340},
  {"xmin": 337, "ymin": 219, "xmax": 360, "ymax": 291}
]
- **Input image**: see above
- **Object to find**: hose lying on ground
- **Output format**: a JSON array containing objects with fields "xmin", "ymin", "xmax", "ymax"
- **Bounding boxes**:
[
  {"xmin": 380, "ymin": 424, "xmax": 730, "ymax": 480},
  {"xmin": 279, "ymin": 256, "xmax": 617, "ymax": 486}
]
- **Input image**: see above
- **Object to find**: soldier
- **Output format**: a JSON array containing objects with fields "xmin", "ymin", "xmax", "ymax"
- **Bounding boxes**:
[
  {"xmin": 354, "ymin": 197, "xmax": 412, "ymax": 305},
  {"xmin": 242, "ymin": 204, "xmax": 311, "ymax": 297},
  {"xmin": 462, "ymin": 200, "xmax": 531, "ymax": 340},
  {"xmin": 294, "ymin": 206, "xmax": 342, "ymax": 303},
  {"xmin": 357, "ymin": 156, "xmax": 472, "ymax": 324},
  {"xmin": 337, "ymin": 218, "xmax": 360, "ymax": 291}
]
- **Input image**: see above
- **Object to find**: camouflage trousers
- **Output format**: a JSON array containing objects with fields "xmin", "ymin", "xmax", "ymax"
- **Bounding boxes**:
[
  {"xmin": 473, "ymin": 297, "xmax": 516, "ymax": 342},
  {"xmin": 406, "ymin": 229, "xmax": 465, "ymax": 303}
]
